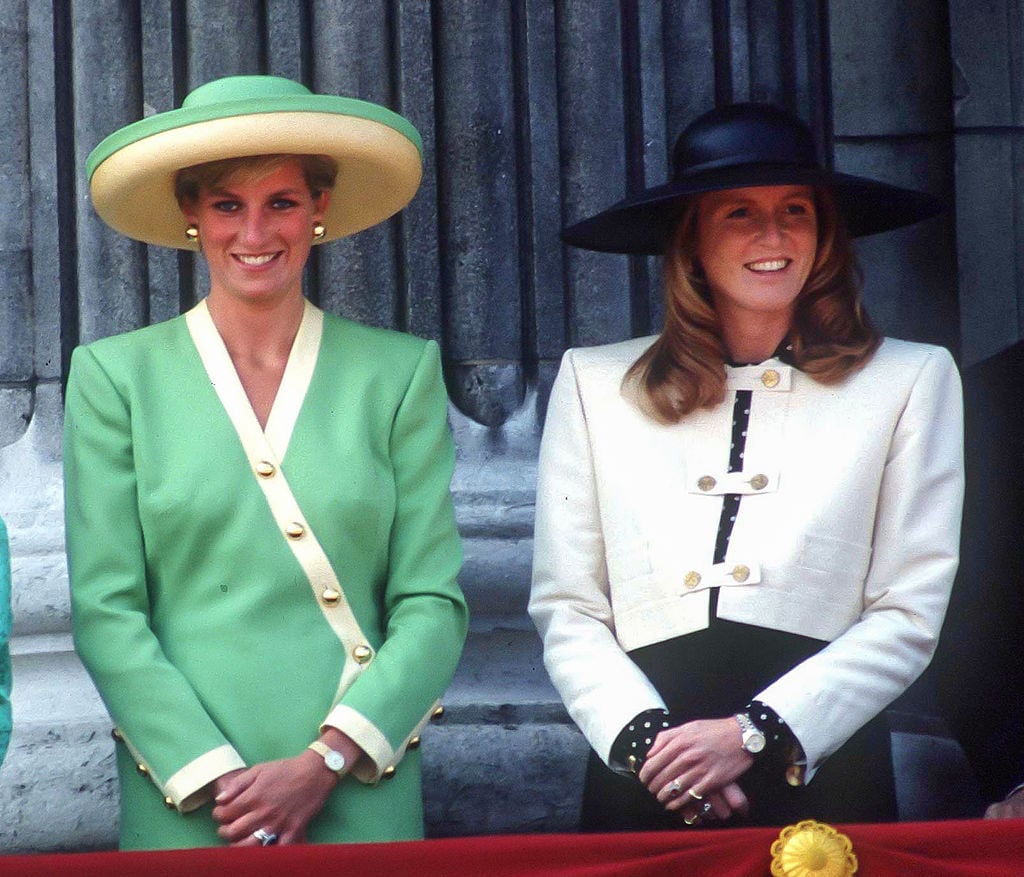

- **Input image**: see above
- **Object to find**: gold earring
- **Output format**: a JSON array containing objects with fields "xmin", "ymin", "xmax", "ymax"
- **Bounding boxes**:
[
  {"xmin": 185, "ymin": 224, "xmax": 199, "ymax": 241},
  {"xmin": 313, "ymin": 222, "xmax": 326, "ymax": 240}
]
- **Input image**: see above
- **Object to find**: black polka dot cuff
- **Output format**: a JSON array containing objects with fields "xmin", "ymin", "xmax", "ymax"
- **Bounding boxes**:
[{"xmin": 610, "ymin": 709, "xmax": 673, "ymax": 774}]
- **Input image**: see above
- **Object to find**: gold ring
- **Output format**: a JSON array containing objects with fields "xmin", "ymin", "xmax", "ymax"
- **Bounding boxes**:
[
  {"xmin": 683, "ymin": 813, "xmax": 700, "ymax": 826},
  {"xmin": 687, "ymin": 788, "xmax": 703, "ymax": 801}
]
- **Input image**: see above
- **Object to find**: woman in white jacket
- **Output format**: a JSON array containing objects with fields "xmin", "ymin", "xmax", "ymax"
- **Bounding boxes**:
[{"xmin": 530, "ymin": 103, "xmax": 962, "ymax": 829}]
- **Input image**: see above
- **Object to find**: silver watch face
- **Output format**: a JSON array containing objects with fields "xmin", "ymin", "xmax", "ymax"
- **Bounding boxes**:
[
  {"xmin": 743, "ymin": 730, "xmax": 766, "ymax": 754},
  {"xmin": 324, "ymin": 750, "xmax": 346, "ymax": 772}
]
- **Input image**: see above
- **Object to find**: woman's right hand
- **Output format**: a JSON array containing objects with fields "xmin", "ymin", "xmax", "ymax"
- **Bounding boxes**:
[
  {"xmin": 211, "ymin": 752, "xmax": 339, "ymax": 845},
  {"xmin": 638, "ymin": 717, "xmax": 754, "ymax": 821},
  {"xmin": 668, "ymin": 782, "xmax": 749, "ymax": 823}
]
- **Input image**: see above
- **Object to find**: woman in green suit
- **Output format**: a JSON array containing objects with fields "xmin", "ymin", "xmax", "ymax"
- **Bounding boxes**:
[{"xmin": 64, "ymin": 76, "xmax": 467, "ymax": 850}]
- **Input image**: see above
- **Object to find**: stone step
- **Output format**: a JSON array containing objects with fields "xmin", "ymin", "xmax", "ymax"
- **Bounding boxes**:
[
  {"xmin": 459, "ymin": 536, "xmax": 532, "ymax": 623},
  {"xmin": 422, "ymin": 627, "xmax": 586, "ymax": 836},
  {"xmin": 2, "ymin": 643, "xmax": 117, "ymax": 852}
]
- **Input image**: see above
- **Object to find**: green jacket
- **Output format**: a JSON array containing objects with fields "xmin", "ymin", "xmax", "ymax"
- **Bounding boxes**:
[
  {"xmin": 64, "ymin": 301, "xmax": 467, "ymax": 849},
  {"xmin": 0, "ymin": 517, "xmax": 10, "ymax": 766}
]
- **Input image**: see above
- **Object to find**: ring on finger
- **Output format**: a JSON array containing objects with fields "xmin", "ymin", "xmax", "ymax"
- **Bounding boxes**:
[
  {"xmin": 687, "ymin": 788, "xmax": 704, "ymax": 802},
  {"xmin": 665, "ymin": 779, "xmax": 683, "ymax": 799},
  {"xmin": 683, "ymin": 812, "xmax": 700, "ymax": 826},
  {"xmin": 252, "ymin": 828, "xmax": 278, "ymax": 847},
  {"xmin": 701, "ymin": 801, "xmax": 714, "ymax": 816}
]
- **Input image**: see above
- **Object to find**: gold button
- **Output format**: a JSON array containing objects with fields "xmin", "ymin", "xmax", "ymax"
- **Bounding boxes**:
[
  {"xmin": 255, "ymin": 461, "xmax": 276, "ymax": 478},
  {"xmin": 136, "ymin": 763, "xmax": 149, "ymax": 777},
  {"xmin": 382, "ymin": 765, "xmax": 397, "ymax": 780},
  {"xmin": 761, "ymin": 369, "xmax": 780, "ymax": 388},
  {"xmin": 627, "ymin": 754, "xmax": 640, "ymax": 774},
  {"xmin": 353, "ymin": 644, "xmax": 373, "ymax": 664},
  {"xmin": 696, "ymin": 475, "xmax": 716, "ymax": 492},
  {"xmin": 408, "ymin": 736, "xmax": 421, "ymax": 750},
  {"xmin": 683, "ymin": 570, "xmax": 702, "ymax": 589},
  {"xmin": 786, "ymin": 764, "xmax": 806, "ymax": 787},
  {"xmin": 431, "ymin": 705, "xmax": 445, "ymax": 721},
  {"xmin": 111, "ymin": 727, "xmax": 123, "ymax": 742},
  {"xmin": 731, "ymin": 564, "xmax": 750, "ymax": 583},
  {"xmin": 164, "ymin": 796, "xmax": 176, "ymax": 811},
  {"xmin": 749, "ymin": 474, "xmax": 769, "ymax": 491},
  {"xmin": 285, "ymin": 522, "xmax": 305, "ymax": 539},
  {"xmin": 321, "ymin": 587, "xmax": 341, "ymax": 605}
]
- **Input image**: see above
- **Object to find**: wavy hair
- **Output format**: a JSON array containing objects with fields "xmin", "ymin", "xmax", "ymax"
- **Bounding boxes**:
[{"xmin": 624, "ymin": 187, "xmax": 881, "ymax": 423}]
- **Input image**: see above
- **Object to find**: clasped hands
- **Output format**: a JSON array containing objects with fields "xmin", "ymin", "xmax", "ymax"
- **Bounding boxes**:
[
  {"xmin": 637, "ymin": 717, "xmax": 753, "ymax": 824},
  {"xmin": 212, "ymin": 729, "xmax": 361, "ymax": 846}
]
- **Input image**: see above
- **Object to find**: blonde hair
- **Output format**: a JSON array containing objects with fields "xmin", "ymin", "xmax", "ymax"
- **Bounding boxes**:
[
  {"xmin": 624, "ymin": 187, "xmax": 881, "ymax": 423},
  {"xmin": 174, "ymin": 153, "xmax": 337, "ymax": 206}
]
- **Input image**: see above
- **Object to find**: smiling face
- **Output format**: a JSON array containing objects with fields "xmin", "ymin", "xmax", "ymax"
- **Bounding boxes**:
[
  {"xmin": 695, "ymin": 185, "xmax": 818, "ymax": 332},
  {"xmin": 182, "ymin": 159, "xmax": 329, "ymax": 309}
]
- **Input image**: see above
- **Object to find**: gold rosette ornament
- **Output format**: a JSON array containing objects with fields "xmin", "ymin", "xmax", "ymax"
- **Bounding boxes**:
[{"xmin": 770, "ymin": 820, "xmax": 858, "ymax": 877}]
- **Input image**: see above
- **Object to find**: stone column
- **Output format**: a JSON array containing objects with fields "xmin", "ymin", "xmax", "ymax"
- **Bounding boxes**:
[{"xmin": 948, "ymin": 0, "xmax": 1024, "ymax": 365}]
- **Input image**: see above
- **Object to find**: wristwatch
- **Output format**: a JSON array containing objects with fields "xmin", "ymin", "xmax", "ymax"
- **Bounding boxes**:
[
  {"xmin": 734, "ymin": 712, "xmax": 767, "ymax": 755},
  {"xmin": 307, "ymin": 740, "xmax": 347, "ymax": 776}
]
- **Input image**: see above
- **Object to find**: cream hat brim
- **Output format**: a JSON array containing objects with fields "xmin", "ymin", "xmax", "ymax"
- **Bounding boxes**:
[{"xmin": 87, "ymin": 79, "xmax": 423, "ymax": 250}]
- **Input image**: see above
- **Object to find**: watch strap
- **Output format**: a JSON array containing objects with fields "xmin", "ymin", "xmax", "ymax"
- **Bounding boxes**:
[
  {"xmin": 307, "ymin": 740, "xmax": 347, "ymax": 776},
  {"xmin": 735, "ymin": 712, "xmax": 766, "ymax": 755}
]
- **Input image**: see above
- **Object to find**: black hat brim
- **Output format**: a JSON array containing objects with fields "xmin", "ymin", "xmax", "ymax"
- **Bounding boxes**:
[{"xmin": 561, "ymin": 164, "xmax": 944, "ymax": 255}]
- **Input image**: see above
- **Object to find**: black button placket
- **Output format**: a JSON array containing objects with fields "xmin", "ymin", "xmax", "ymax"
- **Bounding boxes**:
[{"xmin": 709, "ymin": 389, "xmax": 752, "ymax": 616}]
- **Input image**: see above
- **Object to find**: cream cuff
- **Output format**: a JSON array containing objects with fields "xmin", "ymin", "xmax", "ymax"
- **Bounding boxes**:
[
  {"xmin": 323, "ymin": 701, "xmax": 439, "ymax": 785},
  {"xmin": 322, "ymin": 704, "xmax": 395, "ymax": 784},
  {"xmin": 165, "ymin": 744, "xmax": 247, "ymax": 812}
]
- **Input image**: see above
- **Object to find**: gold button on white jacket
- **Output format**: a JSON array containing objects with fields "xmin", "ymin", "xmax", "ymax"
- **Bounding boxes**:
[{"xmin": 529, "ymin": 336, "xmax": 964, "ymax": 779}]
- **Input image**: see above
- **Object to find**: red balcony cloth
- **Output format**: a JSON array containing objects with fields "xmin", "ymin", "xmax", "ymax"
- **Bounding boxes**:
[{"xmin": 4, "ymin": 820, "xmax": 1022, "ymax": 876}]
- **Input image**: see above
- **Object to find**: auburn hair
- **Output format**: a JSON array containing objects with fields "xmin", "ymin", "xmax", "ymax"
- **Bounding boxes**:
[{"xmin": 624, "ymin": 187, "xmax": 881, "ymax": 423}]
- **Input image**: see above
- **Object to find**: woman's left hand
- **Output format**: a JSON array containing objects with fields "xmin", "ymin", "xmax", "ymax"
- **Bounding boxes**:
[
  {"xmin": 638, "ymin": 717, "xmax": 754, "ymax": 818},
  {"xmin": 985, "ymin": 788, "xmax": 1024, "ymax": 820},
  {"xmin": 212, "ymin": 751, "xmax": 337, "ymax": 846}
]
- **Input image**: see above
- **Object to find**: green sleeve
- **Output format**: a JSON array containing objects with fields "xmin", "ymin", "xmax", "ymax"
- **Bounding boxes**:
[
  {"xmin": 0, "ymin": 518, "xmax": 11, "ymax": 766},
  {"xmin": 337, "ymin": 339, "xmax": 468, "ymax": 745},
  {"xmin": 64, "ymin": 346, "xmax": 244, "ymax": 808}
]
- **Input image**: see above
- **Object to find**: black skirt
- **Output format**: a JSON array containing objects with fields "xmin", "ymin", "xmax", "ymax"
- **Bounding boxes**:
[{"xmin": 580, "ymin": 616, "xmax": 897, "ymax": 830}]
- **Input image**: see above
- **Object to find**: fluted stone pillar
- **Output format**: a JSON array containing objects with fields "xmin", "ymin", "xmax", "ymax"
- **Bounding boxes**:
[
  {"xmin": 830, "ymin": 0, "xmax": 959, "ymax": 352},
  {"xmin": 949, "ymin": 0, "xmax": 1024, "ymax": 365}
]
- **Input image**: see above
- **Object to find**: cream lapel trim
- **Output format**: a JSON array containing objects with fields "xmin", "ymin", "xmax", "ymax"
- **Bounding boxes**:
[
  {"xmin": 185, "ymin": 299, "xmax": 374, "ymax": 698},
  {"xmin": 264, "ymin": 299, "xmax": 322, "ymax": 458}
]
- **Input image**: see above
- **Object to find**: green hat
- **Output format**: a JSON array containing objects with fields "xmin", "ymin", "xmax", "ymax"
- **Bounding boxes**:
[{"xmin": 87, "ymin": 75, "xmax": 423, "ymax": 250}]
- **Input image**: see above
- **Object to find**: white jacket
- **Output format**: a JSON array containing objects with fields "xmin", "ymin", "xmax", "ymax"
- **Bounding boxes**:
[{"xmin": 529, "ymin": 336, "xmax": 963, "ymax": 779}]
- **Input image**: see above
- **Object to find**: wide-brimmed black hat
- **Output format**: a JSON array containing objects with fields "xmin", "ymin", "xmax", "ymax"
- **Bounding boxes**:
[{"xmin": 562, "ymin": 103, "xmax": 943, "ymax": 254}]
